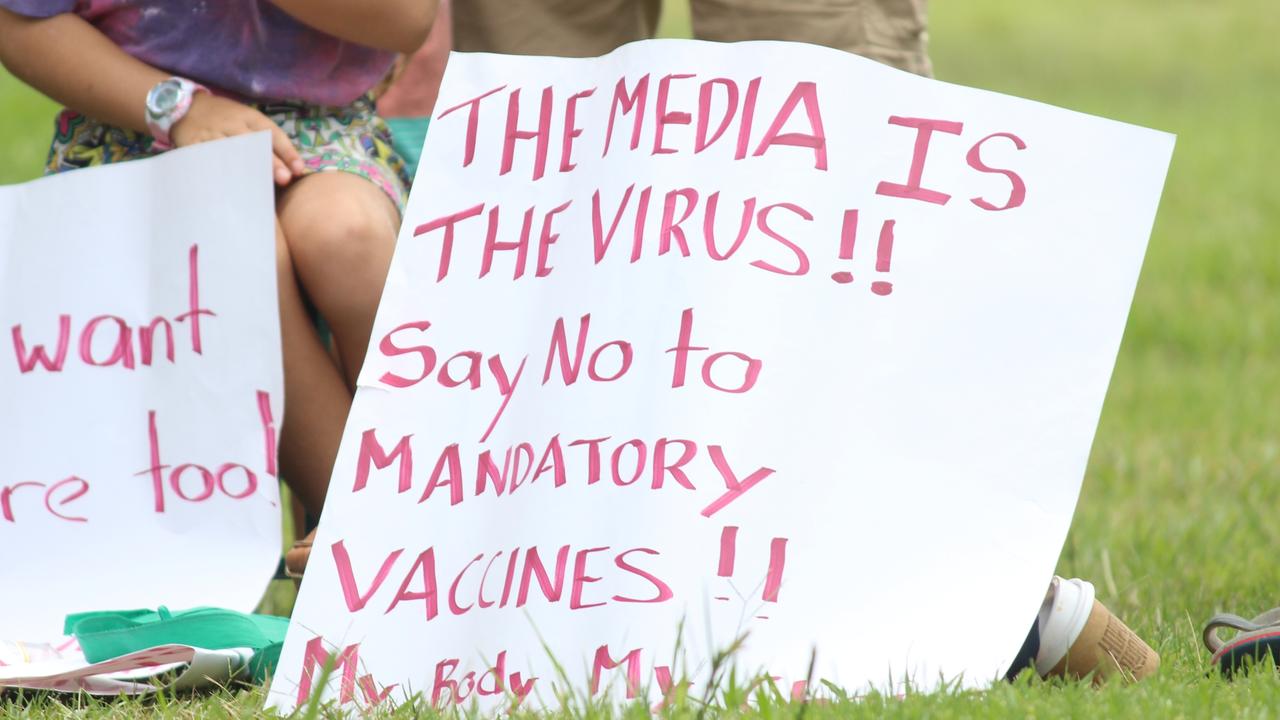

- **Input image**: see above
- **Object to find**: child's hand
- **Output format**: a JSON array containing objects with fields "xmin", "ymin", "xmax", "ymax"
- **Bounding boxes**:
[{"xmin": 172, "ymin": 94, "xmax": 305, "ymax": 186}]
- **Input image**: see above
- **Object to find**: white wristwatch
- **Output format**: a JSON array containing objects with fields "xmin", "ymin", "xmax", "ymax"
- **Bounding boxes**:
[{"xmin": 145, "ymin": 77, "xmax": 208, "ymax": 150}]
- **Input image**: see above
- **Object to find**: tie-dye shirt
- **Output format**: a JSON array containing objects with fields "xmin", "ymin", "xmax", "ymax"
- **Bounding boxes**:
[{"xmin": 0, "ymin": 0, "xmax": 395, "ymax": 106}]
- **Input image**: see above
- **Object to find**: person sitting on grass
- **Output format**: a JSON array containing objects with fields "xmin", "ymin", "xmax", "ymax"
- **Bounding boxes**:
[{"xmin": 0, "ymin": 0, "xmax": 437, "ymax": 519}]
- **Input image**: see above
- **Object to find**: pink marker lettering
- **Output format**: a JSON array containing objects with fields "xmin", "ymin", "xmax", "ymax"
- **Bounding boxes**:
[
  {"xmin": 136, "ymin": 316, "xmax": 175, "ymax": 366},
  {"xmin": 612, "ymin": 439, "xmax": 647, "ymax": 486},
  {"xmin": 591, "ymin": 185, "xmax": 636, "ymax": 263},
  {"xmin": 702, "ymin": 192, "xmax": 756, "ymax": 261},
  {"xmin": 967, "ymin": 131, "xmax": 1028, "ymax": 211},
  {"xmin": 560, "ymin": 88, "xmax": 596, "ymax": 172},
  {"xmin": 569, "ymin": 546, "xmax": 609, "ymax": 610},
  {"xmin": 352, "ymin": 428, "xmax": 414, "ymax": 493},
  {"xmin": 653, "ymin": 73, "xmax": 695, "ymax": 155},
  {"xmin": 257, "ymin": 390, "xmax": 278, "ymax": 476},
  {"xmin": 44, "ymin": 476, "xmax": 90, "ymax": 523},
  {"xmin": 331, "ymin": 539, "xmax": 404, "ymax": 612},
  {"xmin": 1, "ymin": 482, "xmax": 42, "ymax": 523},
  {"xmin": 652, "ymin": 438, "xmax": 697, "ymax": 490},
  {"xmin": 695, "ymin": 78, "xmax": 739, "ymax": 153},
  {"xmin": 174, "ymin": 244, "xmax": 216, "ymax": 354},
  {"xmin": 296, "ymin": 636, "xmax": 360, "ymax": 707},
  {"xmin": 501, "ymin": 86, "xmax": 554, "ymax": 181},
  {"xmin": 10, "ymin": 315, "xmax": 71, "ymax": 373},
  {"xmin": 479, "ymin": 353, "xmax": 527, "ymax": 443},
  {"xmin": 590, "ymin": 645, "xmax": 642, "ymax": 698},
  {"xmin": 135, "ymin": 410, "xmax": 169, "ymax": 512},
  {"xmin": 750, "ymin": 202, "xmax": 813, "ymax": 276},
  {"xmin": 763, "ymin": 537, "xmax": 788, "ymax": 602},
  {"xmin": 480, "ymin": 205, "xmax": 534, "ymax": 280},
  {"xmin": 386, "ymin": 548, "xmax": 440, "ymax": 619},
  {"xmin": 602, "ymin": 74, "xmax": 650, "ymax": 157},
  {"xmin": 613, "ymin": 548, "xmax": 673, "ymax": 603},
  {"xmin": 448, "ymin": 553, "xmax": 485, "ymax": 615},
  {"xmin": 413, "ymin": 203, "xmax": 486, "ymax": 282},
  {"xmin": 659, "ymin": 188, "xmax": 698, "ymax": 257},
  {"xmin": 569, "ymin": 437, "xmax": 610, "ymax": 485},
  {"xmin": 700, "ymin": 446, "xmax": 775, "ymax": 517},
  {"xmin": 532, "ymin": 434, "xmax": 567, "ymax": 487},
  {"xmin": 78, "ymin": 316, "xmax": 135, "ymax": 369},
  {"xmin": 752, "ymin": 81, "xmax": 828, "ymax": 170},
  {"xmin": 535, "ymin": 200, "xmax": 573, "ymax": 278},
  {"xmin": 377, "ymin": 320, "xmax": 437, "ymax": 388},
  {"xmin": 434, "ymin": 84, "xmax": 507, "ymax": 168},
  {"xmin": 516, "ymin": 545, "xmax": 570, "ymax": 606},
  {"xmin": 876, "ymin": 116, "xmax": 964, "ymax": 205},
  {"xmin": 419, "ymin": 443, "xmax": 463, "ymax": 506},
  {"xmin": 734, "ymin": 77, "xmax": 762, "ymax": 160}
]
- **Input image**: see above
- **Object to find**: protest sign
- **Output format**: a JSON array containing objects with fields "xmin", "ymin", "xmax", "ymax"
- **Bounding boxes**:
[
  {"xmin": 270, "ymin": 39, "xmax": 1175, "ymax": 712},
  {"xmin": 0, "ymin": 134, "xmax": 283, "ymax": 642}
]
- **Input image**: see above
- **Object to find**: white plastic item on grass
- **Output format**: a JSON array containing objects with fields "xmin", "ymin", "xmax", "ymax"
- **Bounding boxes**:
[
  {"xmin": 0, "ymin": 644, "xmax": 253, "ymax": 695},
  {"xmin": 1035, "ymin": 576, "xmax": 1097, "ymax": 676}
]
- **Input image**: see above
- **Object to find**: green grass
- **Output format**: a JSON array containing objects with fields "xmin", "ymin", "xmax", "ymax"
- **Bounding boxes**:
[
  {"xmin": 0, "ymin": 70, "xmax": 56, "ymax": 182},
  {"xmin": 3, "ymin": 0, "xmax": 1279, "ymax": 716}
]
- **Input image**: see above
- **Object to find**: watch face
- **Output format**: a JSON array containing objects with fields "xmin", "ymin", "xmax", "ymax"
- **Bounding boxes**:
[{"xmin": 147, "ymin": 79, "xmax": 184, "ymax": 117}]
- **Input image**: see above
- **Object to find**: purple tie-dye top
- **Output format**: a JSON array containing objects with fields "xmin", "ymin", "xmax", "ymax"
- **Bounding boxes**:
[{"xmin": 0, "ymin": 0, "xmax": 395, "ymax": 106}]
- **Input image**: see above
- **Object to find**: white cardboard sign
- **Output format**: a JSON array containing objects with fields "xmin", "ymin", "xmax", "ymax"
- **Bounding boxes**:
[
  {"xmin": 271, "ymin": 40, "xmax": 1174, "ymax": 712},
  {"xmin": 0, "ymin": 134, "xmax": 284, "ymax": 641}
]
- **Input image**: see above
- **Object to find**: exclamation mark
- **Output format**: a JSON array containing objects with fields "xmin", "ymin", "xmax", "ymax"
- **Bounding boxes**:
[
  {"xmin": 830, "ymin": 209, "xmax": 858, "ymax": 284},
  {"xmin": 257, "ymin": 390, "xmax": 278, "ymax": 476},
  {"xmin": 715, "ymin": 526, "xmax": 738, "ymax": 601},
  {"xmin": 871, "ymin": 219, "xmax": 895, "ymax": 296},
  {"xmin": 762, "ymin": 537, "xmax": 788, "ymax": 602},
  {"xmin": 717, "ymin": 526, "xmax": 739, "ymax": 576}
]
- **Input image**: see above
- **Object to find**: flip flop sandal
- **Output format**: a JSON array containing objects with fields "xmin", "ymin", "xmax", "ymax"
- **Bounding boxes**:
[
  {"xmin": 1204, "ymin": 608, "xmax": 1280, "ymax": 677},
  {"xmin": 285, "ymin": 529, "xmax": 316, "ymax": 579}
]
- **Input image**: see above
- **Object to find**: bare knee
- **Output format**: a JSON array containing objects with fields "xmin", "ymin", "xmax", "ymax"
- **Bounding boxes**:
[{"xmin": 280, "ymin": 178, "xmax": 398, "ymax": 283}]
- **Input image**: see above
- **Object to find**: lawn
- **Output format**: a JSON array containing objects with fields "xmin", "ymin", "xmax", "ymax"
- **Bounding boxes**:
[{"xmin": 3, "ymin": 0, "xmax": 1279, "ymax": 716}]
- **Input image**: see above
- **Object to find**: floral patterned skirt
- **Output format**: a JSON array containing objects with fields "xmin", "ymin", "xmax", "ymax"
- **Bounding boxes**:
[{"xmin": 46, "ymin": 94, "xmax": 411, "ymax": 214}]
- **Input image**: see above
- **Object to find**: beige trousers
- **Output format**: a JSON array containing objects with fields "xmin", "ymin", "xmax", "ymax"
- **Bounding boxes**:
[{"xmin": 452, "ymin": 0, "xmax": 932, "ymax": 76}]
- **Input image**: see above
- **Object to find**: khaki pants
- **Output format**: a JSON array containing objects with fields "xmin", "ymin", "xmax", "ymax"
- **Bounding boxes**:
[{"xmin": 452, "ymin": 0, "xmax": 932, "ymax": 76}]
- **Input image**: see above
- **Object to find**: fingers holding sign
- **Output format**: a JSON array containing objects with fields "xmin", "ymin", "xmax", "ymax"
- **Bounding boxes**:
[{"xmin": 173, "ymin": 94, "xmax": 305, "ymax": 186}]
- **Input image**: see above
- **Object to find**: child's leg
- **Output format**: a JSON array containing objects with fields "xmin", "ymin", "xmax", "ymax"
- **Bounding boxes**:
[
  {"xmin": 274, "ymin": 220, "xmax": 353, "ymax": 515},
  {"xmin": 277, "ymin": 172, "xmax": 400, "ymax": 390}
]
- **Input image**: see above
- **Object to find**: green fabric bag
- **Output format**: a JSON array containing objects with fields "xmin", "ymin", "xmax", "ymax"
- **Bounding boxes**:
[{"xmin": 64, "ymin": 607, "xmax": 290, "ymax": 683}]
